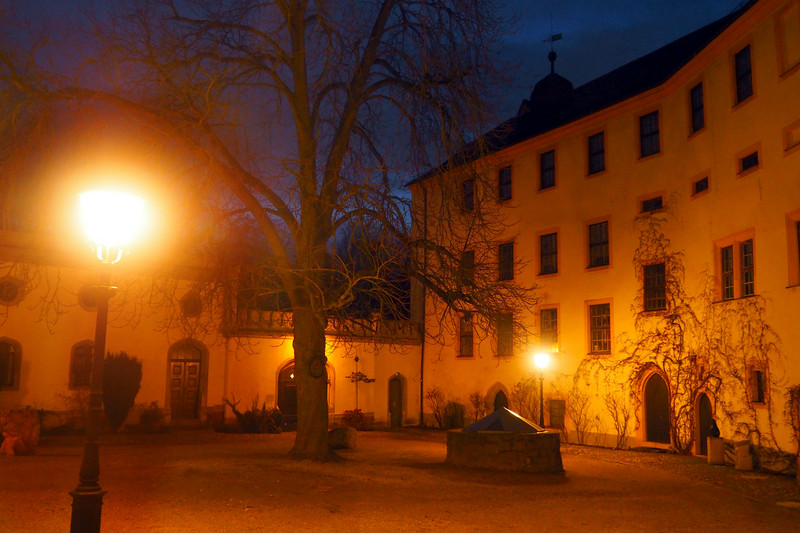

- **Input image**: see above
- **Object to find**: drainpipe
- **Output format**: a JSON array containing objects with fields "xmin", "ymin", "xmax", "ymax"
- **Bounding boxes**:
[{"xmin": 419, "ymin": 184, "xmax": 428, "ymax": 427}]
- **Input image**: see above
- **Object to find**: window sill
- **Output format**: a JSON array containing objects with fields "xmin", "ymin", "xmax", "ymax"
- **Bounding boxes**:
[
  {"xmin": 586, "ymin": 169, "xmax": 607, "ymax": 178},
  {"xmin": 586, "ymin": 264, "xmax": 610, "ymax": 271},
  {"xmin": 637, "ymin": 151, "xmax": 662, "ymax": 162},
  {"xmin": 714, "ymin": 294, "xmax": 757, "ymax": 304}
]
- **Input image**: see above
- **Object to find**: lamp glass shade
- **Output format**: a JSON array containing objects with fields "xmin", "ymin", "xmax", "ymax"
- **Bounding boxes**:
[
  {"xmin": 533, "ymin": 352, "xmax": 551, "ymax": 370},
  {"xmin": 80, "ymin": 190, "xmax": 145, "ymax": 263}
]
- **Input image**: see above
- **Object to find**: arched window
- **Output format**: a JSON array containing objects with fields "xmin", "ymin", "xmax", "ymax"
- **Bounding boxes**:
[
  {"xmin": 0, "ymin": 338, "xmax": 21, "ymax": 390},
  {"xmin": 70, "ymin": 341, "xmax": 94, "ymax": 389}
]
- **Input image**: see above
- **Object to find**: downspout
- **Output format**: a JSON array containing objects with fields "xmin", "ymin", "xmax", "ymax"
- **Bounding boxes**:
[{"xmin": 419, "ymin": 184, "xmax": 428, "ymax": 427}]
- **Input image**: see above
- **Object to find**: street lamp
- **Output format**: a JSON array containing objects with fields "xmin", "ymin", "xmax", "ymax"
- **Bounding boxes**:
[
  {"xmin": 71, "ymin": 190, "xmax": 145, "ymax": 533},
  {"xmin": 533, "ymin": 352, "xmax": 551, "ymax": 428}
]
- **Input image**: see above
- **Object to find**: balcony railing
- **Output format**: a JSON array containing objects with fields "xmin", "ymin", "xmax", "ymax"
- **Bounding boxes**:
[{"xmin": 233, "ymin": 307, "xmax": 422, "ymax": 344}]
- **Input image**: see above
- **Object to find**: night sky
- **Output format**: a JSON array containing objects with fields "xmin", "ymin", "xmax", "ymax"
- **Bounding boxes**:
[{"xmin": 498, "ymin": 0, "xmax": 742, "ymax": 117}]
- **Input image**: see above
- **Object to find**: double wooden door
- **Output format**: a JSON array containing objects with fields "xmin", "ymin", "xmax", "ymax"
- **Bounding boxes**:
[{"xmin": 170, "ymin": 360, "xmax": 200, "ymax": 420}]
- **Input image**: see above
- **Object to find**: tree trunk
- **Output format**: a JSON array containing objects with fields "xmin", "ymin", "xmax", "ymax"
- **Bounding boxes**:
[{"xmin": 289, "ymin": 306, "xmax": 333, "ymax": 460}]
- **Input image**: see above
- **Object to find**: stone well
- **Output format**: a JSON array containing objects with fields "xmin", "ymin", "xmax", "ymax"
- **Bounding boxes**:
[{"xmin": 446, "ymin": 408, "xmax": 563, "ymax": 474}]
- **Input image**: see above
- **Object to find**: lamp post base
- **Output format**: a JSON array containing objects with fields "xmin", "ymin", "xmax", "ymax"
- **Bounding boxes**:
[{"xmin": 70, "ymin": 488, "xmax": 106, "ymax": 533}]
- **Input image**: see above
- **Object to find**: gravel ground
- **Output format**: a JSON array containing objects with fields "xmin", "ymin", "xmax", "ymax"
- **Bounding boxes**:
[{"xmin": 1, "ymin": 428, "xmax": 798, "ymax": 532}]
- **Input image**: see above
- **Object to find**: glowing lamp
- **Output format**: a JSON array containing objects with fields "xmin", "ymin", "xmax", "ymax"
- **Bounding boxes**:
[
  {"xmin": 80, "ymin": 190, "xmax": 146, "ymax": 264},
  {"xmin": 534, "ymin": 352, "xmax": 551, "ymax": 371}
]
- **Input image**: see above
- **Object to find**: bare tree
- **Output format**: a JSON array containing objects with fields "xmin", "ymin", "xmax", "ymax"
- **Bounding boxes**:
[{"xmin": 0, "ymin": 0, "xmax": 525, "ymax": 459}]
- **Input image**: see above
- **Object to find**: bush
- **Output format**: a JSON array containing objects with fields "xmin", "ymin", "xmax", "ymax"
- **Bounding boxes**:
[
  {"xmin": 103, "ymin": 352, "xmax": 143, "ymax": 431},
  {"xmin": 424, "ymin": 387, "xmax": 446, "ymax": 428},
  {"xmin": 138, "ymin": 402, "xmax": 165, "ymax": 432},
  {"xmin": 442, "ymin": 401, "xmax": 465, "ymax": 429},
  {"xmin": 341, "ymin": 409, "xmax": 371, "ymax": 430},
  {"xmin": 468, "ymin": 391, "xmax": 488, "ymax": 422},
  {"xmin": 223, "ymin": 395, "xmax": 283, "ymax": 433}
]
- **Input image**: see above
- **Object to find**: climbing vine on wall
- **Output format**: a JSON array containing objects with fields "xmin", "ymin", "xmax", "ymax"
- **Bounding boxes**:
[{"xmin": 578, "ymin": 209, "xmax": 785, "ymax": 455}]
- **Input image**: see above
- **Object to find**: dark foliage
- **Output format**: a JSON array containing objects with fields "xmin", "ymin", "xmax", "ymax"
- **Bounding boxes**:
[{"xmin": 102, "ymin": 351, "xmax": 142, "ymax": 431}]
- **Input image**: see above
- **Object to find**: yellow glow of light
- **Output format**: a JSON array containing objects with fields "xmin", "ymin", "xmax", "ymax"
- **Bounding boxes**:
[
  {"xmin": 533, "ymin": 352, "xmax": 551, "ymax": 371},
  {"xmin": 80, "ymin": 190, "xmax": 146, "ymax": 263}
]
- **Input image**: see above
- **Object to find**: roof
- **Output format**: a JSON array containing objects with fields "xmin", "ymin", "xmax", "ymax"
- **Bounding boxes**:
[
  {"xmin": 407, "ymin": 1, "xmax": 755, "ymax": 187},
  {"xmin": 464, "ymin": 407, "xmax": 544, "ymax": 433}
]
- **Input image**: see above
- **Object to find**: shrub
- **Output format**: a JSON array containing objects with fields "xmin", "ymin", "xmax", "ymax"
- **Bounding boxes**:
[
  {"xmin": 468, "ymin": 391, "xmax": 488, "ymax": 422},
  {"xmin": 103, "ymin": 351, "xmax": 142, "ymax": 431},
  {"xmin": 56, "ymin": 391, "xmax": 90, "ymax": 432},
  {"xmin": 442, "ymin": 401, "xmax": 465, "ymax": 429},
  {"xmin": 224, "ymin": 395, "xmax": 283, "ymax": 433},
  {"xmin": 424, "ymin": 386, "xmax": 446, "ymax": 428},
  {"xmin": 139, "ymin": 402, "xmax": 165, "ymax": 432},
  {"xmin": 341, "ymin": 409, "xmax": 371, "ymax": 430}
]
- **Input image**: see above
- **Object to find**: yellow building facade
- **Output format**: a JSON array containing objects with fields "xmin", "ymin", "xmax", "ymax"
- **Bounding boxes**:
[
  {"xmin": 0, "ymin": 231, "xmax": 422, "ymax": 430},
  {"xmin": 412, "ymin": 0, "xmax": 800, "ymax": 456}
]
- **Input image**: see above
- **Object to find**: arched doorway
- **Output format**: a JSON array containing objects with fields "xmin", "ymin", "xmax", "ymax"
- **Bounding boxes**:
[
  {"xmin": 697, "ymin": 393, "xmax": 713, "ymax": 455},
  {"xmin": 389, "ymin": 375, "xmax": 403, "ymax": 427},
  {"xmin": 493, "ymin": 390, "xmax": 509, "ymax": 411},
  {"xmin": 277, "ymin": 360, "xmax": 334, "ymax": 429},
  {"xmin": 168, "ymin": 340, "xmax": 207, "ymax": 421},
  {"xmin": 644, "ymin": 373, "xmax": 670, "ymax": 444},
  {"xmin": 278, "ymin": 361, "xmax": 298, "ymax": 424}
]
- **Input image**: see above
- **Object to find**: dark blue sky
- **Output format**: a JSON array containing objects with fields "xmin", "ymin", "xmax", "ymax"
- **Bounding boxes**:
[{"xmin": 498, "ymin": 0, "xmax": 741, "ymax": 117}]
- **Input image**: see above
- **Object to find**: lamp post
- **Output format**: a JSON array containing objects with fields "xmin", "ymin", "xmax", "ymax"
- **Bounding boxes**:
[
  {"xmin": 533, "ymin": 352, "xmax": 551, "ymax": 428},
  {"xmin": 70, "ymin": 190, "xmax": 145, "ymax": 533}
]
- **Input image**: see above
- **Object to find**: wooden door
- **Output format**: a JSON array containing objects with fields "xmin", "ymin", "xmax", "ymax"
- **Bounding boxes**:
[
  {"xmin": 278, "ymin": 362, "xmax": 298, "ymax": 419},
  {"xmin": 698, "ymin": 393, "xmax": 713, "ymax": 455},
  {"xmin": 645, "ymin": 374, "xmax": 670, "ymax": 444},
  {"xmin": 389, "ymin": 377, "xmax": 402, "ymax": 427},
  {"xmin": 170, "ymin": 360, "xmax": 200, "ymax": 419},
  {"xmin": 493, "ymin": 390, "xmax": 509, "ymax": 411}
]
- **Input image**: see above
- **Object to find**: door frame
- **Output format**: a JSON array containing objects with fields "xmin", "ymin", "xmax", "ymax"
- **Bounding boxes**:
[
  {"xmin": 388, "ymin": 373, "xmax": 405, "ymax": 427},
  {"xmin": 165, "ymin": 339, "xmax": 208, "ymax": 423}
]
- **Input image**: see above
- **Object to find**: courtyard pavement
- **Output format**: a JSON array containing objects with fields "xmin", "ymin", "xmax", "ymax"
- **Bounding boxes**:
[{"xmin": 1, "ymin": 428, "xmax": 799, "ymax": 532}]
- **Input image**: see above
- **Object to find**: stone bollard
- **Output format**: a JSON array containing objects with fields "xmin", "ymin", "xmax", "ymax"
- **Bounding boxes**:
[
  {"xmin": 328, "ymin": 426, "xmax": 357, "ymax": 450},
  {"xmin": 707, "ymin": 436, "xmax": 725, "ymax": 465},
  {"xmin": 734, "ymin": 440, "xmax": 753, "ymax": 471}
]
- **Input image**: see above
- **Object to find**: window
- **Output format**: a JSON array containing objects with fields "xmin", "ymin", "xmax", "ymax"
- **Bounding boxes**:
[
  {"xmin": 70, "ymin": 341, "xmax": 94, "ymax": 389},
  {"xmin": 496, "ymin": 313, "xmax": 513, "ymax": 357},
  {"xmin": 458, "ymin": 313, "xmax": 473, "ymax": 358},
  {"xmin": 641, "ymin": 196, "xmax": 663, "ymax": 213},
  {"xmin": 718, "ymin": 236, "xmax": 755, "ymax": 300},
  {"xmin": 639, "ymin": 111, "xmax": 660, "ymax": 157},
  {"xmin": 459, "ymin": 250, "xmax": 475, "ymax": 286},
  {"xmin": 690, "ymin": 83, "xmax": 705, "ymax": 133},
  {"xmin": 643, "ymin": 263, "xmax": 667, "ymax": 312},
  {"xmin": 735, "ymin": 45, "xmax": 753, "ymax": 103},
  {"xmin": 796, "ymin": 220, "xmax": 800, "ymax": 281},
  {"xmin": 462, "ymin": 179, "xmax": 474, "ymax": 211},
  {"xmin": 741, "ymin": 239, "xmax": 754, "ymax": 297},
  {"xmin": 539, "ymin": 150, "xmax": 555, "ymax": 189},
  {"xmin": 539, "ymin": 232, "xmax": 558, "ymax": 275},
  {"xmin": 740, "ymin": 151, "xmax": 759, "ymax": 173},
  {"xmin": 588, "ymin": 132, "xmax": 605, "ymax": 174},
  {"xmin": 0, "ymin": 339, "xmax": 21, "ymax": 390},
  {"xmin": 498, "ymin": 166, "xmax": 512, "ymax": 202},
  {"xmin": 588, "ymin": 303, "xmax": 611, "ymax": 354},
  {"xmin": 749, "ymin": 368, "xmax": 767, "ymax": 404},
  {"xmin": 693, "ymin": 176, "xmax": 709, "ymax": 195},
  {"xmin": 498, "ymin": 242, "xmax": 514, "ymax": 281},
  {"xmin": 540, "ymin": 308, "xmax": 558, "ymax": 347},
  {"xmin": 721, "ymin": 245, "xmax": 735, "ymax": 300},
  {"xmin": 588, "ymin": 221, "xmax": 609, "ymax": 268}
]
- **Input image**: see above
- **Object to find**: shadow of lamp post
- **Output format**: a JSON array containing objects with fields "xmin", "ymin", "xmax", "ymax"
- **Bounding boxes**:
[
  {"xmin": 533, "ymin": 352, "xmax": 551, "ymax": 427},
  {"xmin": 70, "ymin": 190, "xmax": 146, "ymax": 533}
]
